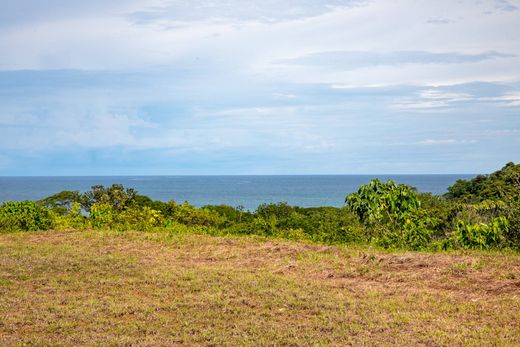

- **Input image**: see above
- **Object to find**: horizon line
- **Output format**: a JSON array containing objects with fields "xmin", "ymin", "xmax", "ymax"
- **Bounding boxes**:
[{"xmin": 0, "ymin": 173, "xmax": 479, "ymax": 178}]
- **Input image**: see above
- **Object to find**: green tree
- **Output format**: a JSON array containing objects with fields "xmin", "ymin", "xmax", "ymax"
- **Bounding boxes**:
[
  {"xmin": 81, "ymin": 184, "xmax": 138, "ymax": 212},
  {"xmin": 445, "ymin": 162, "xmax": 519, "ymax": 202},
  {"xmin": 38, "ymin": 190, "xmax": 81, "ymax": 215},
  {"xmin": 346, "ymin": 179, "xmax": 431, "ymax": 249}
]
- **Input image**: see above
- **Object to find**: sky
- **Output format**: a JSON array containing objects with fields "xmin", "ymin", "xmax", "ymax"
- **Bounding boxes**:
[{"xmin": 0, "ymin": 0, "xmax": 519, "ymax": 175}]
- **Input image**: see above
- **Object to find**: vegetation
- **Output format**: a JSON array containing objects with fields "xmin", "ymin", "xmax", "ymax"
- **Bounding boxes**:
[
  {"xmin": 0, "ymin": 201, "xmax": 54, "ymax": 232},
  {"xmin": 0, "ymin": 162, "xmax": 518, "ymax": 251},
  {"xmin": 1, "ymin": 230, "xmax": 518, "ymax": 345},
  {"xmin": 445, "ymin": 162, "xmax": 520, "ymax": 202},
  {"xmin": 1, "ymin": 163, "xmax": 519, "ymax": 345},
  {"xmin": 345, "ymin": 179, "xmax": 432, "ymax": 250}
]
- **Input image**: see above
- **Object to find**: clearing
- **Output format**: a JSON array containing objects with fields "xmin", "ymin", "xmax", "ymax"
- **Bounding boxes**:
[{"xmin": 0, "ymin": 230, "xmax": 519, "ymax": 346}]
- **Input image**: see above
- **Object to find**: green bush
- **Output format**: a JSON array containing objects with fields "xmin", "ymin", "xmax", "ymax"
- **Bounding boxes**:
[
  {"xmin": 256, "ymin": 202, "xmax": 294, "ymax": 220},
  {"xmin": 89, "ymin": 202, "xmax": 117, "ymax": 229},
  {"xmin": 81, "ymin": 184, "xmax": 138, "ymax": 212},
  {"xmin": 346, "ymin": 179, "xmax": 433, "ymax": 250},
  {"xmin": 203, "ymin": 204, "xmax": 252, "ymax": 224},
  {"xmin": 249, "ymin": 216, "xmax": 278, "ymax": 236},
  {"xmin": 0, "ymin": 201, "xmax": 54, "ymax": 232},
  {"xmin": 454, "ymin": 217, "xmax": 508, "ymax": 250},
  {"xmin": 88, "ymin": 202, "xmax": 163, "ymax": 231},
  {"xmin": 53, "ymin": 202, "xmax": 87, "ymax": 229},
  {"xmin": 168, "ymin": 202, "xmax": 225, "ymax": 227}
]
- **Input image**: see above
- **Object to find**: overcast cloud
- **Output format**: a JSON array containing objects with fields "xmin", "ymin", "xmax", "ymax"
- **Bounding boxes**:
[{"xmin": 0, "ymin": 0, "xmax": 518, "ymax": 174}]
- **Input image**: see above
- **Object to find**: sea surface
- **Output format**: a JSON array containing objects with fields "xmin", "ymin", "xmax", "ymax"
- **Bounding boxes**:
[{"xmin": 0, "ymin": 175, "xmax": 474, "ymax": 211}]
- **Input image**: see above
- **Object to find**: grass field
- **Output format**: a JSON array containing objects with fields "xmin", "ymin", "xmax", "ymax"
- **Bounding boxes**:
[{"xmin": 0, "ymin": 229, "xmax": 519, "ymax": 346}]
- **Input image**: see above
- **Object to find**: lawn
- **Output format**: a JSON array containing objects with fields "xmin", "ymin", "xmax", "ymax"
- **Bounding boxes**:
[{"xmin": 0, "ymin": 229, "xmax": 519, "ymax": 346}]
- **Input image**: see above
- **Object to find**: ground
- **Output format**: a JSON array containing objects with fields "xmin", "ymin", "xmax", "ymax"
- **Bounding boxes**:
[{"xmin": 0, "ymin": 229, "xmax": 519, "ymax": 346}]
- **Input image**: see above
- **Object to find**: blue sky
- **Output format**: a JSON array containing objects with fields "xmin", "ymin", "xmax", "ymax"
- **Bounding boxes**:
[{"xmin": 0, "ymin": 0, "xmax": 519, "ymax": 175}]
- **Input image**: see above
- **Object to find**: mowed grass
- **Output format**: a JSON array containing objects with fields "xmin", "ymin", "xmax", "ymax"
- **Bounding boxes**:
[{"xmin": 0, "ymin": 230, "xmax": 519, "ymax": 346}]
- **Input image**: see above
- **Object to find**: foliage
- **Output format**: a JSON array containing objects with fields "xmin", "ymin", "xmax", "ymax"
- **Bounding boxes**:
[
  {"xmin": 346, "ymin": 179, "xmax": 420, "ymax": 223},
  {"xmin": 81, "ymin": 184, "xmax": 138, "ymax": 212},
  {"xmin": 53, "ymin": 202, "xmax": 87, "ymax": 230},
  {"xmin": 0, "ymin": 201, "xmax": 54, "ymax": 231},
  {"xmin": 167, "ymin": 202, "xmax": 225, "ymax": 227},
  {"xmin": 89, "ymin": 202, "xmax": 163, "ymax": 231},
  {"xmin": 454, "ymin": 217, "xmax": 508, "ymax": 250},
  {"xmin": 345, "ymin": 179, "xmax": 432, "ymax": 250},
  {"xmin": 1, "ymin": 162, "xmax": 518, "ymax": 251},
  {"xmin": 256, "ymin": 202, "xmax": 294, "ymax": 220},
  {"xmin": 445, "ymin": 162, "xmax": 520, "ymax": 202},
  {"xmin": 38, "ymin": 190, "xmax": 81, "ymax": 215},
  {"xmin": 203, "ymin": 204, "xmax": 252, "ymax": 224},
  {"xmin": 89, "ymin": 202, "xmax": 117, "ymax": 229}
]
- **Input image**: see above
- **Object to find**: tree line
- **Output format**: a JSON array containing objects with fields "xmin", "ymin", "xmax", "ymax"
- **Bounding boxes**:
[{"xmin": 1, "ymin": 162, "xmax": 518, "ymax": 251}]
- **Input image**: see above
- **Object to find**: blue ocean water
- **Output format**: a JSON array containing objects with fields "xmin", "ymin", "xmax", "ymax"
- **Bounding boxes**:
[{"xmin": 0, "ymin": 175, "xmax": 473, "ymax": 211}]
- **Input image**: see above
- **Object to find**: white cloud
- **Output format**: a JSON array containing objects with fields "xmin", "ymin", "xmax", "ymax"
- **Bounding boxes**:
[
  {"xmin": 486, "ymin": 92, "xmax": 520, "ymax": 106},
  {"xmin": 0, "ymin": 0, "xmax": 518, "ymax": 87},
  {"xmin": 0, "ymin": 0, "xmax": 519, "ymax": 174},
  {"xmin": 417, "ymin": 139, "xmax": 477, "ymax": 145}
]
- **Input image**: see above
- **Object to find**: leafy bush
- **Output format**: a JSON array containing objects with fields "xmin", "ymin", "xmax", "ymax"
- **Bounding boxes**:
[
  {"xmin": 89, "ymin": 202, "xmax": 117, "ymax": 229},
  {"xmin": 454, "ymin": 217, "xmax": 508, "ymax": 250},
  {"xmin": 346, "ymin": 179, "xmax": 432, "ymax": 250},
  {"xmin": 117, "ymin": 206, "xmax": 164, "ymax": 231},
  {"xmin": 346, "ymin": 179, "xmax": 420, "ymax": 224},
  {"xmin": 203, "ymin": 204, "xmax": 252, "ymax": 224},
  {"xmin": 248, "ymin": 216, "xmax": 278, "ymax": 236},
  {"xmin": 256, "ymin": 202, "xmax": 294, "ymax": 220},
  {"xmin": 53, "ymin": 202, "xmax": 87, "ymax": 229},
  {"xmin": 168, "ymin": 202, "xmax": 225, "ymax": 227},
  {"xmin": 0, "ymin": 201, "xmax": 54, "ymax": 231},
  {"xmin": 81, "ymin": 184, "xmax": 138, "ymax": 212},
  {"xmin": 89, "ymin": 202, "xmax": 163, "ymax": 231}
]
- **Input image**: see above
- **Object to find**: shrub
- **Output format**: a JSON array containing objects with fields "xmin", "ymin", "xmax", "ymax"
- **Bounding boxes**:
[
  {"xmin": 118, "ymin": 206, "xmax": 164, "ymax": 231},
  {"xmin": 89, "ymin": 202, "xmax": 163, "ymax": 231},
  {"xmin": 53, "ymin": 202, "xmax": 87, "ymax": 229},
  {"xmin": 256, "ymin": 202, "xmax": 294, "ymax": 220},
  {"xmin": 248, "ymin": 216, "xmax": 278, "ymax": 236},
  {"xmin": 346, "ymin": 179, "xmax": 432, "ymax": 250},
  {"xmin": 0, "ymin": 201, "xmax": 54, "ymax": 232},
  {"xmin": 454, "ymin": 217, "xmax": 508, "ymax": 250},
  {"xmin": 169, "ymin": 202, "xmax": 225, "ymax": 227},
  {"xmin": 89, "ymin": 202, "xmax": 117, "ymax": 229},
  {"xmin": 203, "ymin": 204, "xmax": 252, "ymax": 224},
  {"xmin": 81, "ymin": 184, "xmax": 138, "ymax": 212}
]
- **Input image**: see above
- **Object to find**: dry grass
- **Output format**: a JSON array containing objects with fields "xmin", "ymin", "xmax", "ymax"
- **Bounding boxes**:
[{"xmin": 0, "ymin": 229, "xmax": 519, "ymax": 346}]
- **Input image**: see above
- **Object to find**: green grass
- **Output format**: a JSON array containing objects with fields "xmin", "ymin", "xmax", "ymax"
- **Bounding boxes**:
[{"xmin": 1, "ymin": 229, "xmax": 519, "ymax": 346}]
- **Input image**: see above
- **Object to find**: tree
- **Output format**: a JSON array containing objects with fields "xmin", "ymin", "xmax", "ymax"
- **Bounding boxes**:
[
  {"xmin": 80, "ymin": 184, "xmax": 138, "ymax": 212},
  {"xmin": 345, "ymin": 179, "xmax": 431, "ymax": 249},
  {"xmin": 38, "ymin": 190, "xmax": 81, "ymax": 215}
]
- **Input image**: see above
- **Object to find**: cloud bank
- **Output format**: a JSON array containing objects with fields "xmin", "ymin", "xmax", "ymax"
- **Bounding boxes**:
[{"xmin": 0, "ymin": 0, "xmax": 519, "ymax": 174}]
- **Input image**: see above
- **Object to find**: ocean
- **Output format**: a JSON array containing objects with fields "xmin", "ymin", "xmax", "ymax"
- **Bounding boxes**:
[{"xmin": 0, "ymin": 175, "xmax": 474, "ymax": 211}]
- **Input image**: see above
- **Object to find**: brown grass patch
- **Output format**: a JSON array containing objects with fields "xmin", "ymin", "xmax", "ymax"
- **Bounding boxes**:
[{"xmin": 0, "ymin": 229, "xmax": 519, "ymax": 346}]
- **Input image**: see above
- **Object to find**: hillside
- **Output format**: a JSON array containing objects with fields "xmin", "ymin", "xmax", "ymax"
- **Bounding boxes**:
[
  {"xmin": 1, "ymin": 230, "xmax": 519, "ymax": 346},
  {"xmin": 446, "ymin": 162, "xmax": 520, "ymax": 202}
]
